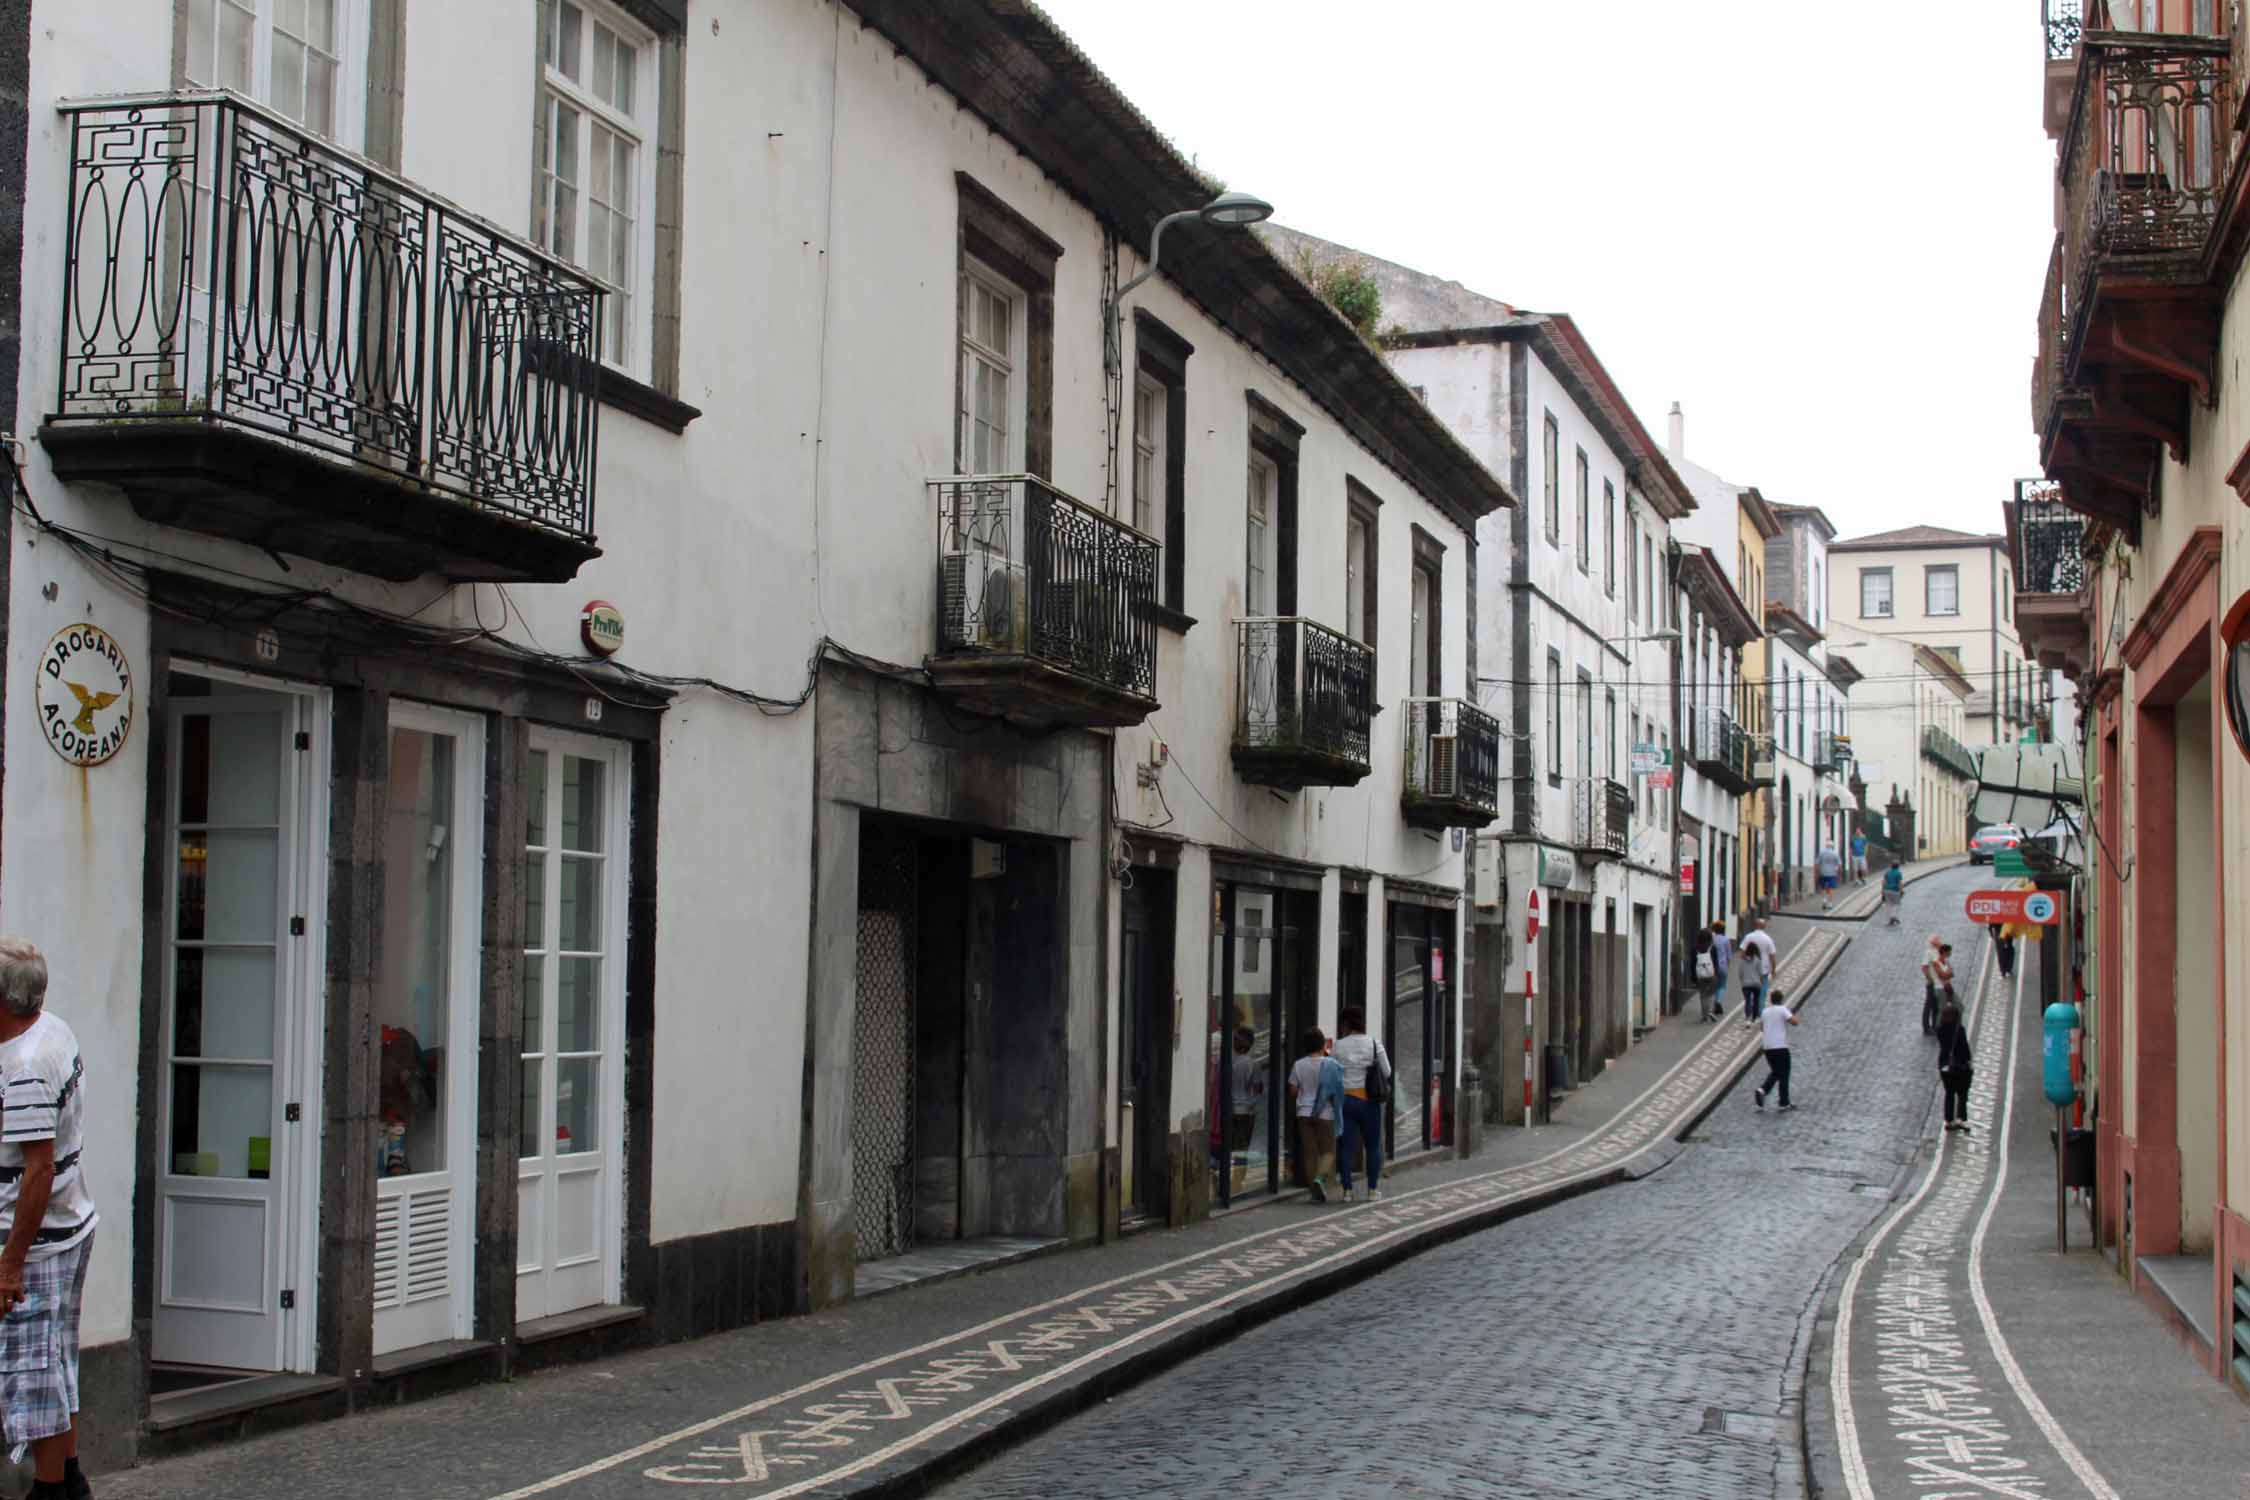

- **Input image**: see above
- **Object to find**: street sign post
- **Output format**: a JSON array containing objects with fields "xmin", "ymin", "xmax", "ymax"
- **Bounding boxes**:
[{"xmin": 1964, "ymin": 889, "xmax": 2059, "ymax": 924}]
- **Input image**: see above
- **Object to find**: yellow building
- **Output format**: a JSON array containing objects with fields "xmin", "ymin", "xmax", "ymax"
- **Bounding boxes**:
[{"xmin": 1735, "ymin": 489, "xmax": 1781, "ymax": 911}]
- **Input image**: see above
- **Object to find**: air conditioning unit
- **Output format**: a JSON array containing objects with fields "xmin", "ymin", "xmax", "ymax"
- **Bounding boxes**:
[
  {"xmin": 1426, "ymin": 728, "xmax": 1459, "ymax": 797},
  {"xmin": 939, "ymin": 547, "xmax": 1023, "ymax": 650}
]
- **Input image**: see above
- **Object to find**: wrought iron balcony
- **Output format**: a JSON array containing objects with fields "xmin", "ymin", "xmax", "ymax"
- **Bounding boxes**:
[
  {"xmin": 1572, "ymin": 777, "xmax": 1631, "ymax": 860},
  {"xmin": 1400, "ymin": 697, "xmax": 1501, "ymax": 830},
  {"xmin": 1751, "ymin": 738, "xmax": 1777, "ymax": 787},
  {"xmin": 1231, "ymin": 617, "xmax": 1374, "ymax": 789},
  {"xmin": 2012, "ymin": 481, "xmax": 2089, "ymax": 595},
  {"xmin": 41, "ymin": 92, "xmax": 603, "ymax": 582},
  {"xmin": 928, "ymin": 474, "xmax": 1158, "ymax": 729},
  {"xmin": 2046, "ymin": 0, "xmax": 2086, "ymax": 63},
  {"xmin": 1922, "ymin": 725, "xmax": 1981, "ymax": 782},
  {"xmin": 1813, "ymin": 731, "xmax": 1847, "ymax": 776},
  {"xmin": 1690, "ymin": 706, "xmax": 1755, "ymax": 796}
]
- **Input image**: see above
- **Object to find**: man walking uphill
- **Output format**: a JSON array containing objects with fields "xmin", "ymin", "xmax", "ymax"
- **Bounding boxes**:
[
  {"xmin": 1737, "ymin": 918, "xmax": 1779, "ymax": 1025},
  {"xmin": 0, "ymin": 938, "xmax": 97, "ymax": 1500},
  {"xmin": 1753, "ymin": 988, "xmax": 1800, "ymax": 1111}
]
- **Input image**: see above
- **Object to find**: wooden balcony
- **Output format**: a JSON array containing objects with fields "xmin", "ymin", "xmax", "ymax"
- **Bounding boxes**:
[
  {"xmin": 1399, "ymin": 697, "xmax": 1500, "ymax": 831},
  {"xmin": 2036, "ymin": 30, "xmax": 2233, "ymax": 537},
  {"xmin": 1231, "ymin": 617, "xmax": 1373, "ymax": 790},
  {"xmin": 41, "ymin": 93, "xmax": 603, "ymax": 582},
  {"xmin": 927, "ymin": 475, "xmax": 1160, "ymax": 730}
]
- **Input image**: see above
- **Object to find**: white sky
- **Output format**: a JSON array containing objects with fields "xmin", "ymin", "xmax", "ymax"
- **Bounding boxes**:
[{"xmin": 1035, "ymin": 0, "xmax": 2055, "ymax": 541}]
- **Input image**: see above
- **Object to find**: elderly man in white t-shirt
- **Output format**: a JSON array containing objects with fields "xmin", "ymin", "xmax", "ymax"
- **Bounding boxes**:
[
  {"xmin": 1753, "ymin": 989, "xmax": 1800, "ymax": 1111},
  {"xmin": 0, "ymin": 938, "xmax": 98, "ymax": 1500}
]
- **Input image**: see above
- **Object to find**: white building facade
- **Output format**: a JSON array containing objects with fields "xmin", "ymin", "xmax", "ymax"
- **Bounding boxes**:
[{"xmin": 1, "ymin": 0, "xmax": 1507, "ymax": 1460}]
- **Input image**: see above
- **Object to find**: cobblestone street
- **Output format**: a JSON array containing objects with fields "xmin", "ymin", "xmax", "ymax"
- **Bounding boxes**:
[{"xmin": 928, "ymin": 872, "xmax": 1990, "ymax": 1500}]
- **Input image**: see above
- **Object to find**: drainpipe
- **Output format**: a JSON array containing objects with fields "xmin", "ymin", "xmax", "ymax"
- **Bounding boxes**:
[{"xmin": 1666, "ymin": 539, "xmax": 1685, "ymax": 1014}]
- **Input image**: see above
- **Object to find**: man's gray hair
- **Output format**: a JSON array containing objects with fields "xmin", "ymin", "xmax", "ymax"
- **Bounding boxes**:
[{"xmin": 0, "ymin": 938, "xmax": 49, "ymax": 1019}]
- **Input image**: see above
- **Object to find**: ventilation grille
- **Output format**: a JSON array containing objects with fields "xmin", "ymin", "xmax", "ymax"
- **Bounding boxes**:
[{"xmin": 373, "ymin": 1185, "xmax": 453, "ymax": 1310}]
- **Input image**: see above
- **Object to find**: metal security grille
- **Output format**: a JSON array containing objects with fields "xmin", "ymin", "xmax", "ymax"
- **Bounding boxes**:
[{"xmin": 852, "ymin": 828, "xmax": 918, "ymax": 1262}]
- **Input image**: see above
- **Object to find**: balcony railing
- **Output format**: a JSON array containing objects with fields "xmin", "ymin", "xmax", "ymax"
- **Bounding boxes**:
[
  {"xmin": 1572, "ymin": 777, "xmax": 1631, "ymax": 859},
  {"xmin": 2033, "ymin": 236, "xmax": 2073, "ymax": 435},
  {"xmin": 929, "ymin": 474, "xmax": 1158, "ymax": 728},
  {"xmin": 1922, "ymin": 725, "xmax": 1982, "ymax": 782},
  {"xmin": 2013, "ymin": 483, "xmax": 2090, "ymax": 594},
  {"xmin": 1232, "ymin": 617, "xmax": 1374, "ymax": 789},
  {"xmin": 1690, "ymin": 705, "xmax": 1755, "ymax": 795},
  {"xmin": 1400, "ymin": 697, "xmax": 1501, "ymax": 829},
  {"xmin": 1813, "ymin": 731, "xmax": 1847, "ymax": 775},
  {"xmin": 2057, "ymin": 31, "xmax": 2232, "ymax": 366},
  {"xmin": 45, "ymin": 92, "xmax": 603, "ymax": 578},
  {"xmin": 2046, "ymin": 0, "xmax": 2086, "ymax": 62}
]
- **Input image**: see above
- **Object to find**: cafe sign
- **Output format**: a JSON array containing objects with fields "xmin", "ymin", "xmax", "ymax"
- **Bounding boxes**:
[{"xmin": 36, "ymin": 623, "xmax": 133, "ymax": 766}]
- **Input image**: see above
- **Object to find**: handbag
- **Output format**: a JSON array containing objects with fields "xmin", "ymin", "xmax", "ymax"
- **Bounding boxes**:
[
  {"xmin": 1694, "ymin": 951, "xmax": 1716, "ymax": 982},
  {"xmin": 1361, "ymin": 1045, "xmax": 1391, "ymax": 1106}
]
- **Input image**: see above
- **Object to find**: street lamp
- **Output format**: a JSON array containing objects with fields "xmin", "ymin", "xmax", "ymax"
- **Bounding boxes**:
[{"xmin": 1103, "ymin": 191, "xmax": 1274, "ymax": 514}]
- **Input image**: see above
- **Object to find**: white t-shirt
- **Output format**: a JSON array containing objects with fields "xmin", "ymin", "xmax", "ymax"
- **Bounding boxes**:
[
  {"xmin": 1739, "ymin": 930, "xmax": 1778, "ymax": 983},
  {"xmin": 1289, "ymin": 1056, "xmax": 1332, "ymax": 1119},
  {"xmin": 0, "ymin": 1014, "xmax": 98, "ymax": 1260},
  {"xmin": 1229, "ymin": 1052, "xmax": 1262, "ymax": 1116},
  {"xmin": 1760, "ymin": 1004, "xmax": 1795, "ymax": 1051},
  {"xmin": 1331, "ymin": 1033, "xmax": 1391, "ymax": 1093}
]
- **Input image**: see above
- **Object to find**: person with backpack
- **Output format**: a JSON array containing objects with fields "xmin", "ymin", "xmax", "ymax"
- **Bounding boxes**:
[
  {"xmin": 1332, "ymin": 1007, "xmax": 1391, "ymax": 1203},
  {"xmin": 1934, "ymin": 996, "xmax": 1974, "ymax": 1132},
  {"xmin": 1692, "ymin": 927, "xmax": 1719, "ymax": 1023}
]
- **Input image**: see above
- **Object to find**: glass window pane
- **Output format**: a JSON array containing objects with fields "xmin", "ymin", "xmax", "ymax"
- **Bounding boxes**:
[
  {"xmin": 276, "ymin": 0, "xmax": 306, "ymax": 32},
  {"xmin": 524, "ymin": 850, "xmax": 547, "ymax": 950},
  {"xmin": 557, "ymin": 956, "xmax": 600, "ymax": 1053},
  {"xmin": 306, "ymin": 54, "xmax": 336, "ymax": 139},
  {"xmin": 519, "ymin": 1058, "xmax": 543, "ymax": 1159},
  {"xmin": 555, "ymin": 1056, "xmax": 598, "ymax": 1154},
  {"xmin": 591, "ymin": 24, "xmax": 615, "ymax": 103},
  {"xmin": 307, "ymin": 0, "xmax": 336, "ymax": 50},
  {"xmin": 187, "ymin": 712, "xmax": 282, "ymax": 825},
  {"xmin": 182, "ymin": 830, "xmax": 278, "ymax": 944},
  {"xmin": 558, "ymin": 1, "xmax": 584, "ymax": 80},
  {"xmin": 273, "ymin": 41, "xmax": 306, "ymax": 124},
  {"xmin": 219, "ymin": 1, "xmax": 254, "ymax": 93},
  {"xmin": 172, "ymin": 948, "xmax": 276, "ymax": 1061},
  {"xmin": 521, "ymin": 952, "xmax": 545, "ymax": 1052},
  {"xmin": 170, "ymin": 1063, "xmax": 273, "ymax": 1178},
  {"xmin": 186, "ymin": 0, "xmax": 216, "ymax": 88},
  {"xmin": 559, "ymin": 855, "xmax": 602, "ymax": 951},
  {"xmin": 376, "ymin": 728, "xmax": 457, "ymax": 1176},
  {"xmin": 610, "ymin": 35, "xmax": 636, "ymax": 115},
  {"xmin": 561, "ymin": 756, "xmax": 605, "ymax": 852},
  {"xmin": 588, "ymin": 122, "xmax": 613, "ymax": 203}
]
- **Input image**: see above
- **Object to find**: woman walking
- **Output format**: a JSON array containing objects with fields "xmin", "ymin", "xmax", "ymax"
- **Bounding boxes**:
[
  {"xmin": 1332, "ymin": 1007, "xmax": 1391, "ymax": 1203},
  {"xmin": 1934, "ymin": 996, "xmax": 1974, "ymax": 1132},
  {"xmin": 1921, "ymin": 938, "xmax": 1954, "ymax": 1036},
  {"xmin": 1288, "ymin": 1028, "xmax": 1344, "ymax": 1203},
  {"xmin": 1692, "ymin": 926, "xmax": 1720, "ymax": 1023}
]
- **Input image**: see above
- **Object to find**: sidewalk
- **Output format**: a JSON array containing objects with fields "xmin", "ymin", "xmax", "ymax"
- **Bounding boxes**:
[
  {"xmin": 1801, "ymin": 924, "xmax": 2250, "ymax": 1497},
  {"xmin": 99, "ymin": 935, "xmax": 1855, "ymax": 1500},
  {"xmin": 1778, "ymin": 852, "xmax": 1966, "ymax": 922}
]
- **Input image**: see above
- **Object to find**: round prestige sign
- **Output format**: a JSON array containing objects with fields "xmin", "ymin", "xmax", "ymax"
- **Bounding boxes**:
[
  {"xmin": 2022, "ymin": 891, "xmax": 2058, "ymax": 925},
  {"xmin": 36, "ymin": 623, "xmax": 133, "ymax": 766}
]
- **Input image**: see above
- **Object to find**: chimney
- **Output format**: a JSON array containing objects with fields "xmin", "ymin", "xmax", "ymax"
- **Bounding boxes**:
[{"xmin": 1668, "ymin": 401, "xmax": 1684, "ymax": 457}]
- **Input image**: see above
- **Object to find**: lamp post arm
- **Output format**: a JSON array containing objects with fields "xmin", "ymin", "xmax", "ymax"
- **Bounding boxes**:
[{"xmin": 1116, "ymin": 209, "xmax": 1206, "ymax": 303}]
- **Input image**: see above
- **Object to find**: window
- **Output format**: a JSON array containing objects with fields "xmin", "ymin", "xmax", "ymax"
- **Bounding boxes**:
[
  {"xmin": 1645, "ymin": 535, "xmax": 1656, "ymax": 625},
  {"xmin": 1575, "ymin": 449, "xmax": 1591, "ymax": 571},
  {"xmin": 1345, "ymin": 480, "xmax": 1380, "ymax": 650},
  {"xmin": 1543, "ymin": 413, "xmax": 1561, "ymax": 543},
  {"xmin": 1132, "ymin": 375, "xmax": 1162, "ymax": 537},
  {"xmin": 1410, "ymin": 528, "xmax": 1445, "ymax": 697},
  {"xmin": 1627, "ymin": 523, "xmax": 1640, "ymax": 622},
  {"xmin": 1576, "ymin": 669, "xmax": 1593, "ymax": 783},
  {"xmin": 1547, "ymin": 651, "xmax": 1563, "ymax": 785},
  {"xmin": 957, "ymin": 265, "xmax": 1022, "ymax": 474},
  {"xmin": 187, "ymin": 0, "xmax": 351, "ymax": 140},
  {"xmin": 1605, "ymin": 688, "xmax": 1618, "ymax": 784},
  {"xmin": 539, "ymin": 0, "xmax": 656, "ymax": 370},
  {"xmin": 1926, "ymin": 564, "xmax": 1960, "ymax": 616},
  {"xmin": 1860, "ymin": 567, "xmax": 1894, "ymax": 618},
  {"xmin": 1603, "ymin": 481, "xmax": 1617, "ymax": 596},
  {"xmin": 1135, "ymin": 313, "xmax": 1190, "ymax": 611},
  {"xmin": 2003, "ymin": 566, "xmax": 2013, "ymax": 621},
  {"xmin": 1246, "ymin": 456, "xmax": 1276, "ymax": 616},
  {"xmin": 1409, "ymin": 564, "xmax": 1433, "ymax": 696}
]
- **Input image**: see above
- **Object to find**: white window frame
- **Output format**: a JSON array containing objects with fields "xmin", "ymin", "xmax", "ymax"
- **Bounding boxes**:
[
  {"xmin": 1861, "ymin": 567, "xmax": 1894, "ymax": 619},
  {"xmin": 539, "ymin": 0, "xmax": 659, "ymax": 378},
  {"xmin": 1132, "ymin": 373, "xmax": 1164, "ymax": 537},
  {"xmin": 1246, "ymin": 455, "xmax": 1277, "ymax": 616},
  {"xmin": 1345, "ymin": 509, "xmax": 1369, "ymax": 644},
  {"xmin": 184, "ymin": 0, "xmax": 366, "ymax": 147},
  {"xmin": 1925, "ymin": 564, "xmax": 1960, "ymax": 617},
  {"xmin": 959, "ymin": 258, "xmax": 1026, "ymax": 476}
]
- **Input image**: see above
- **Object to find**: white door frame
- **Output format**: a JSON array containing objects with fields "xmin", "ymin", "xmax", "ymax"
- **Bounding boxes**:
[
  {"xmin": 516, "ymin": 727, "xmax": 631, "ymax": 1322},
  {"xmin": 371, "ymin": 700, "xmax": 485, "ymax": 1353},
  {"xmin": 154, "ymin": 664, "xmax": 329, "ymax": 1375}
]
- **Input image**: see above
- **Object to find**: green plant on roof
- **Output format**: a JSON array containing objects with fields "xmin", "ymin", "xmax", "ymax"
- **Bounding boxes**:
[{"xmin": 1291, "ymin": 247, "xmax": 1383, "ymax": 348}]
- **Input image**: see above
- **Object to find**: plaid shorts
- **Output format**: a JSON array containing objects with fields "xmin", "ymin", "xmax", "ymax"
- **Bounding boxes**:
[{"xmin": 0, "ymin": 1231, "xmax": 93, "ymax": 1460}]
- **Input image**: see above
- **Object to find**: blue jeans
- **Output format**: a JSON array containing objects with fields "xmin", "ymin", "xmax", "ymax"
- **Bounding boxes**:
[
  {"xmin": 1338, "ymin": 1095, "xmax": 1384, "ymax": 1190},
  {"xmin": 1742, "ymin": 981, "xmax": 1766, "ymax": 1022}
]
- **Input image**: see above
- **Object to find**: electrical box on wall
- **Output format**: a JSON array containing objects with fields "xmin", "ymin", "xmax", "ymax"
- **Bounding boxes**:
[{"xmin": 1472, "ymin": 836, "xmax": 1503, "ymax": 915}]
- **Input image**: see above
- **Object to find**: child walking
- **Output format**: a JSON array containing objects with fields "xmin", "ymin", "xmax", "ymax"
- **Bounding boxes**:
[{"xmin": 1289, "ymin": 1028, "xmax": 1345, "ymax": 1203}]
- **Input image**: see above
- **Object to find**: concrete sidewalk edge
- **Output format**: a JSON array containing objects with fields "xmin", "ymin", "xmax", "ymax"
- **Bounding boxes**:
[{"xmin": 854, "ymin": 929, "xmax": 1858, "ymax": 1497}]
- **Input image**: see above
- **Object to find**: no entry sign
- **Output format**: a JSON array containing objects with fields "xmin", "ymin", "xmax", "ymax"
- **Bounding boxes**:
[{"xmin": 1965, "ymin": 889, "xmax": 2059, "ymax": 925}]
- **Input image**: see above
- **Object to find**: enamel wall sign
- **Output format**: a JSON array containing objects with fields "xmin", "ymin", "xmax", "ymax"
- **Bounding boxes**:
[{"xmin": 37, "ymin": 623, "xmax": 133, "ymax": 766}]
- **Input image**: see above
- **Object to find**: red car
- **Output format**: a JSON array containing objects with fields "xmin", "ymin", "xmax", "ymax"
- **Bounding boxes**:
[{"xmin": 1968, "ymin": 823, "xmax": 2025, "ymax": 865}]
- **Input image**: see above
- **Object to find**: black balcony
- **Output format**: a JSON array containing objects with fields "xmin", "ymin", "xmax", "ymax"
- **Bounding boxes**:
[
  {"xmin": 42, "ymin": 92, "xmax": 604, "ymax": 582},
  {"xmin": 1922, "ymin": 725, "xmax": 1981, "ymax": 782},
  {"xmin": 1232, "ymin": 617, "xmax": 1374, "ymax": 789},
  {"xmin": 928, "ymin": 474, "xmax": 1159, "ymax": 729},
  {"xmin": 1573, "ymin": 777, "xmax": 1631, "ymax": 860},
  {"xmin": 1400, "ymin": 697, "xmax": 1500, "ymax": 830},
  {"xmin": 1813, "ymin": 731, "xmax": 1846, "ymax": 775},
  {"xmin": 2009, "ymin": 479, "xmax": 2096, "ymax": 677},
  {"xmin": 1691, "ymin": 707, "xmax": 1756, "ymax": 795}
]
